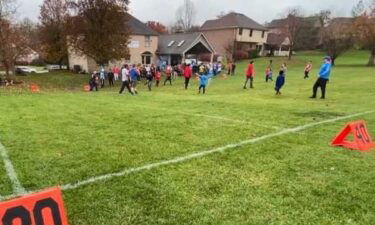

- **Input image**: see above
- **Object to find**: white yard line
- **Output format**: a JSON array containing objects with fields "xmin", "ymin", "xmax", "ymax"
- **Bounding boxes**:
[
  {"xmin": 1, "ymin": 111, "xmax": 373, "ymax": 201},
  {"xmin": 0, "ymin": 141, "xmax": 26, "ymax": 196}
]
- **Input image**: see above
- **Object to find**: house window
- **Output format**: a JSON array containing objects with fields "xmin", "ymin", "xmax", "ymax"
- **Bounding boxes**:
[
  {"xmin": 177, "ymin": 40, "xmax": 185, "ymax": 47},
  {"xmin": 145, "ymin": 36, "xmax": 151, "ymax": 48},
  {"xmin": 262, "ymin": 31, "xmax": 265, "ymax": 38},
  {"xmin": 142, "ymin": 52, "xmax": 152, "ymax": 65},
  {"xmin": 249, "ymin": 29, "xmax": 253, "ymax": 37},
  {"xmin": 168, "ymin": 41, "xmax": 175, "ymax": 47},
  {"xmin": 239, "ymin": 28, "xmax": 243, "ymax": 36}
]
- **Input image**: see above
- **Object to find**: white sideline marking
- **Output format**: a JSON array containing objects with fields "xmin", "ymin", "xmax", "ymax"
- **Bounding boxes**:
[
  {"xmin": 1, "ymin": 111, "xmax": 373, "ymax": 201},
  {"xmin": 0, "ymin": 141, "xmax": 26, "ymax": 195}
]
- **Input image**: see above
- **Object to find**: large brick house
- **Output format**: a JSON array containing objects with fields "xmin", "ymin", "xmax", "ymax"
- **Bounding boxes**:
[
  {"xmin": 68, "ymin": 14, "xmax": 159, "ymax": 73},
  {"xmin": 200, "ymin": 12, "xmax": 268, "ymax": 60}
]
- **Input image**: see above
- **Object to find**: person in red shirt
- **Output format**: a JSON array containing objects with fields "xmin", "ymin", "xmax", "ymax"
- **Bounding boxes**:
[
  {"xmin": 183, "ymin": 64, "xmax": 192, "ymax": 89},
  {"xmin": 155, "ymin": 67, "xmax": 161, "ymax": 87},
  {"xmin": 244, "ymin": 61, "xmax": 255, "ymax": 89},
  {"xmin": 164, "ymin": 64, "xmax": 173, "ymax": 86}
]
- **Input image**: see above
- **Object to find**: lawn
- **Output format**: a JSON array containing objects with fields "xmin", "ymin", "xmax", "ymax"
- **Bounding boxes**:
[{"xmin": 0, "ymin": 51, "xmax": 375, "ymax": 225}]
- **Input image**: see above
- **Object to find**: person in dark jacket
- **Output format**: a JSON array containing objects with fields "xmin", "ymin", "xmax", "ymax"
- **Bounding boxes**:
[
  {"xmin": 275, "ymin": 70, "xmax": 285, "ymax": 95},
  {"xmin": 108, "ymin": 69, "xmax": 115, "ymax": 87},
  {"xmin": 89, "ymin": 72, "xmax": 98, "ymax": 91}
]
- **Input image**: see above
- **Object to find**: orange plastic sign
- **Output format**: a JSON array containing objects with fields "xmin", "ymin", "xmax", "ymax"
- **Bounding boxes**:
[
  {"xmin": 332, "ymin": 120, "xmax": 374, "ymax": 152},
  {"xmin": 29, "ymin": 84, "xmax": 40, "ymax": 93},
  {"xmin": 0, "ymin": 188, "xmax": 68, "ymax": 225},
  {"xmin": 83, "ymin": 85, "xmax": 90, "ymax": 92}
]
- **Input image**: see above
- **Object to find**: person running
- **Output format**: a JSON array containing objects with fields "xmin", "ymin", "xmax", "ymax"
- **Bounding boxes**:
[
  {"xmin": 198, "ymin": 71, "xmax": 213, "ymax": 94},
  {"xmin": 304, "ymin": 61, "xmax": 313, "ymax": 79},
  {"xmin": 113, "ymin": 66, "xmax": 120, "ymax": 81},
  {"xmin": 129, "ymin": 64, "xmax": 139, "ymax": 94},
  {"xmin": 310, "ymin": 56, "xmax": 332, "ymax": 99},
  {"xmin": 108, "ymin": 69, "xmax": 114, "ymax": 87},
  {"xmin": 244, "ymin": 61, "xmax": 255, "ymax": 89},
  {"xmin": 155, "ymin": 67, "xmax": 161, "ymax": 87},
  {"xmin": 184, "ymin": 63, "xmax": 192, "ymax": 90},
  {"xmin": 164, "ymin": 64, "xmax": 173, "ymax": 86},
  {"xmin": 280, "ymin": 63, "xmax": 287, "ymax": 75},
  {"xmin": 275, "ymin": 70, "xmax": 285, "ymax": 95},
  {"xmin": 265, "ymin": 66, "xmax": 273, "ymax": 82},
  {"xmin": 119, "ymin": 65, "xmax": 133, "ymax": 95}
]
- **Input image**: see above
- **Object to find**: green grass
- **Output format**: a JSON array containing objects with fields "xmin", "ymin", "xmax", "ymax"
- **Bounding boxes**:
[{"xmin": 0, "ymin": 51, "xmax": 375, "ymax": 224}]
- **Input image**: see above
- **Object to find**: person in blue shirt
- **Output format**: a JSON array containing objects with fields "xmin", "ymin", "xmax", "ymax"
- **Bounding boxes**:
[
  {"xmin": 275, "ymin": 70, "xmax": 285, "ymax": 95},
  {"xmin": 310, "ymin": 56, "xmax": 332, "ymax": 99},
  {"xmin": 198, "ymin": 71, "xmax": 213, "ymax": 94},
  {"xmin": 129, "ymin": 65, "xmax": 139, "ymax": 94}
]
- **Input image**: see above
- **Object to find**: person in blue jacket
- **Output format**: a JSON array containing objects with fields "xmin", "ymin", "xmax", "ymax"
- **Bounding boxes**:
[
  {"xmin": 310, "ymin": 56, "xmax": 332, "ymax": 99},
  {"xmin": 198, "ymin": 71, "xmax": 213, "ymax": 94},
  {"xmin": 275, "ymin": 70, "xmax": 285, "ymax": 95}
]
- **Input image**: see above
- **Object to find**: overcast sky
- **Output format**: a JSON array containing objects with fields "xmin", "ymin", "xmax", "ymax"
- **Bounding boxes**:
[{"xmin": 17, "ymin": 0, "xmax": 358, "ymax": 25}]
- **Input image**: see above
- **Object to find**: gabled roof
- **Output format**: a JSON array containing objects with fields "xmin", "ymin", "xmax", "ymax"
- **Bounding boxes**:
[
  {"xmin": 127, "ymin": 14, "xmax": 159, "ymax": 36},
  {"xmin": 201, "ymin": 12, "xmax": 267, "ymax": 31},
  {"xmin": 267, "ymin": 16, "xmax": 322, "ymax": 29},
  {"xmin": 158, "ymin": 32, "xmax": 215, "ymax": 55},
  {"xmin": 329, "ymin": 17, "xmax": 355, "ymax": 27}
]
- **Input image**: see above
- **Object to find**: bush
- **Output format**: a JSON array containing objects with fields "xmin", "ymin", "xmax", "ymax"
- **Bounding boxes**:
[
  {"xmin": 234, "ymin": 50, "xmax": 249, "ymax": 60},
  {"xmin": 248, "ymin": 50, "xmax": 260, "ymax": 59},
  {"xmin": 31, "ymin": 58, "xmax": 46, "ymax": 67}
]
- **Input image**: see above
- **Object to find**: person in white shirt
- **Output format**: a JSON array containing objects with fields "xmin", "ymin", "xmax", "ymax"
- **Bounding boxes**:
[{"xmin": 119, "ymin": 65, "xmax": 133, "ymax": 95}]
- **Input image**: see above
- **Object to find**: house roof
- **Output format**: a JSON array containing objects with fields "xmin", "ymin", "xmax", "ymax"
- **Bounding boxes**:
[
  {"xmin": 127, "ymin": 14, "xmax": 159, "ymax": 36},
  {"xmin": 158, "ymin": 32, "xmax": 215, "ymax": 55},
  {"xmin": 201, "ymin": 12, "xmax": 267, "ymax": 31},
  {"xmin": 329, "ymin": 17, "xmax": 355, "ymax": 26},
  {"xmin": 267, "ymin": 16, "xmax": 322, "ymax": 29}
]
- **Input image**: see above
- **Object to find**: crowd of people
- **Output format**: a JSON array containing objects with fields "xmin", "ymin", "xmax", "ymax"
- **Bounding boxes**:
[{"xmin": 88, "ymin": 56, "xmax": 333, "ymax": 99}]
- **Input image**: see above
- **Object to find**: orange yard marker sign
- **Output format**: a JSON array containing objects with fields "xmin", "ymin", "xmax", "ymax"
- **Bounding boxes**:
[
  {"xmin": 0, "ymin": 188, "xmax": 68, "ymax": 225},
  {"xmin": 83, "ymin": 85, "xmax": 91, "ymax": 92},
  {"xmin": 332, "ymin": 120, "xmax": 374, "ymax": 152},
  {"xmin": 29, "ymin": 84, "xmax": 40, "ymax": 93}
]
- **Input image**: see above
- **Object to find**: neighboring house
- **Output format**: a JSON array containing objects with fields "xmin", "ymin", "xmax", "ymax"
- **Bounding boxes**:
[
  {"xmin": 157, "ymin": 32, "xmax": 215, "ymax": 65},
  {"xmin": 17, "ymin": 48, "xmax": 40, "ymax": 64},
  {"xmin": 200, "ymin": 12, "xmax": 268, "ymax": 61},
  {"xmin": 267, "ymin": 16, "xmax": 323, "ymax": 51},
  {"xmin": 68, "ymin": 14, "xmax": 159, "ymax": 73},
  {"xmin": 264, "ymin": 33, "xmax": 290, "ymax": 57}
]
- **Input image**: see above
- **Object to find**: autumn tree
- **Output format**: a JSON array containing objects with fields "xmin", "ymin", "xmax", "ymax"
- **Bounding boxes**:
[
  {"xmin": 354, "ymin": 0, "xmax": 375, "ymax": 66},
  {"xmin": 146, "ymin": 21, "xmax": 167, "ymax": 34},
  {"xmin": 39, "ymin": 0, "xmax": 69, "ymax": 67},
  {"xmin": 68, "ymin": 0, "xmax": 130, "ymax": 66},
  {"xmin": 175, "ymin": 0, "xmax": 196, "ymax": 32},
  {"xmin": 321, "ymin": 18, "xmax": 354, "ymax": 66}
]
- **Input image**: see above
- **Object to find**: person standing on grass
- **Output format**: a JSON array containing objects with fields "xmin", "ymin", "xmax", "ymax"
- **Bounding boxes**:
[
  {"xmin": 275, "ymin": 70, "xmax": 285, "ymax": 95},
  {"xmin": 145, "ymin": 65, "xmax": 153, "ymax": 91},
  {"xmin": 164, "ymin": 64, "xmax": 173, "ymax": 86},
  {"xmin": 119, "ymin": 65, "xmax": 133, "ymax": 95},
  {"xmin": 155, "ymin": 67, "xmax": 161, "ymax": 87},
  {"xmin": 99, "ymin": 67, "xmax": 106, "ymax": 88},
  {"xmin": 310, "ymin": 56, "xmax": 332, "ymax": 99},
  {"xmin": 113, "ymin": 66, "xmax": 120, "ymax": 81},
  {"xmin": 184, "ymin": 63, "xmax": 192, "ymax": 90},
  {"xmin": 108, "ymin": 69, "xmax": 115, "ymax": 87},
  {"xmin": 232, "ymin": 62, "xmax": 237, "ymax": 76},
  {"xmin": 89, "ymin": 71, "xmax": 99, "ymax": 91},
  {"xmin": 304, "ymin": 61, "xmax": 313, "ymax": 79},
  {"xmin": 244, "ymin": 61, "xmax": 255, "ymax": 89},
  {"xmin": 280, "ymin": 63, "xmax": 287, "ymax": 75},
  {"xmin": 265, "ymin": 66, "xmax": 273, "ymax": 82},
  {"xmin": 198, "ymin": 71, "xmax": 213, "ymax": 94},
  {"xmin": 129, "ymin": 64, "xmax": 139, "ymax": 94}
]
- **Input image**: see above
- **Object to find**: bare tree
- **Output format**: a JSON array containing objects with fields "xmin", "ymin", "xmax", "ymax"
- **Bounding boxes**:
[
  {"xmin": 281, "ymin": 7, "xmax": 303, "ymax": 60},
  {"xmin": 352, "ymin": 0, "xmax": 366, "ymax": 17},
  {"xmin": 354, "ymin": 0, "xmax": 375, "ymax": 66},
  {"xmin": 175, "ymin": 0, "xmax": 196, "ymax": 32},
  {"xmin": 321, "ymin": 19, "xmax": 354, "ymax": 66}
]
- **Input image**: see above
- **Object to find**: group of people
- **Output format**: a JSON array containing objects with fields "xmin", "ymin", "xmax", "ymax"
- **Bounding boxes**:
[
  {"xmin": 243, "ymin": 56, "xmax": 332, "ymax": 99},
  {"xmin": 88, "ymin": 62, "xmax": 219, "ymax": 95},
  {"xmin": 88, "ymin": 55, "xmax": 332, "ymax": 99}
]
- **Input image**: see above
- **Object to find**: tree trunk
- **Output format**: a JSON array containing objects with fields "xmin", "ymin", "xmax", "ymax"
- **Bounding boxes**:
[
  {"xmin": 367, "ymin": 49, "xmax": 375, "ymax": 67},
  {"xmin": 331, "ymin": 57, "xmax": 336, "ymax": 66},
  {"xmin": 288, "ymin": 47, "xmax": 293, "ymax": 60}
]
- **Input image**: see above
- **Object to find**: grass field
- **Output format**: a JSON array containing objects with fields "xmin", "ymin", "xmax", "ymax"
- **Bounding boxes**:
[{"xmin": 0, "ymin": 51, "xmax": 375, "ymax": 224}]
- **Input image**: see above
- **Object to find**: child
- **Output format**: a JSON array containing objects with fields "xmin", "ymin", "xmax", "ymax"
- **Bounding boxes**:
[
  {"xmin": 155, "ymin": 67, "xmax": 161, "ymax": 87},
  {"xmin": 164, "ymin": 64, "xmax": 173, "ymax": 86},
  {"xmin": 244, "ymin": 61, "xmax": 255, "ymax": 89},
  {"xmin": 265, "ymin": 66, "xmax": 273, "ymax": 82},
  {"xmin": 275, "ymin": 70, "xmax": 285, "ymax": 95},
  {"xmin": 304, "ymin": 61, "xmax": 313, "ymax": 79},
  {"xmin": 198, "ymin": 71, "xmax": 213, "ymax": 94}
]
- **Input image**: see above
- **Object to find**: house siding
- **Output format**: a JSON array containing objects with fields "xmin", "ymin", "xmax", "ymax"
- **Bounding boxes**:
[
  {"xmin": 202, "ymin": 29, "xmax": 236, "ymax": 58},
  {"xmin": 235, "ymin": 28, "xmax": 268, "ymax": 43}
]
